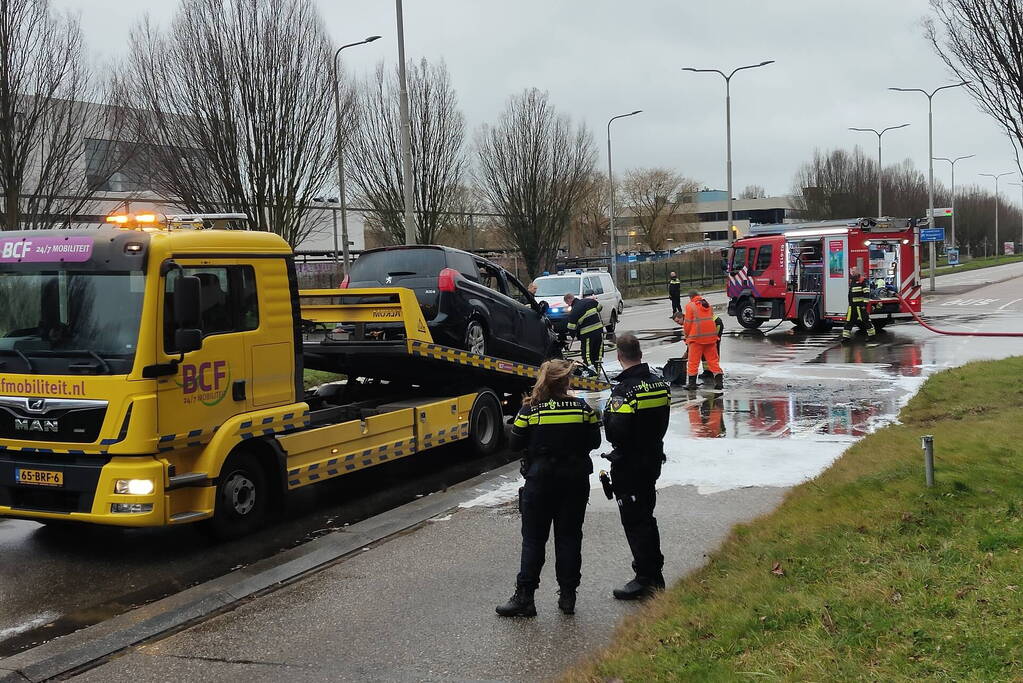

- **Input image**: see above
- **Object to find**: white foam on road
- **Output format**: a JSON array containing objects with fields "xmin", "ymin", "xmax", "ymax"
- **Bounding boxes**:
[
  {"xmin": 460, "ymin": 414, "xmax": 856, "ymax": 506},
  {"xmin": 0, "ymin": 611, "xmax": 59, "ymax": 641}
]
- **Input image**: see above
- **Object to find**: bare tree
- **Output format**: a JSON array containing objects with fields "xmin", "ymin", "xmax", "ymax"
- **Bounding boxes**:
[
  {"xmin": 115, "ymin": 0, "xmax": 337, "ymax": 247},
  {"xmin": 619, "ymin": 167, "xmax": 699, "ymax": 251},
  {"xmin": 740, "ymin": 184, "xmax": 766, "ymax": 199},
  {"xmin": 567, "ymin": 172, "xmax": 609, "ymax": 256},
  {"xmin": 433, "ymin": 183, "xmax": 484, "ymax": 250},
  {"xmin": 475, "ymin": 89, "xmax": 596, "ymax": 277},
  {"xmin": 0, "ymin": 0, "xmax": 124, "ymax": 230},
  {"xmin": 792, "ymin": 147, "xmax": 931, "ymax": 220},
  {"xmin": 927, "ymin": 1, "xmax": 1023, "ymax": 176},
  {"xmin": 348, "ymin": 59, "xmax": 466, "ymax": 246}
]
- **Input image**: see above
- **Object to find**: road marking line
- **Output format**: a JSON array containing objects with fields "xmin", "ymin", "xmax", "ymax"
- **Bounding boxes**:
[{"xmin": 998, "ymin": 297, "xmax": 1023, "ymax": 311}]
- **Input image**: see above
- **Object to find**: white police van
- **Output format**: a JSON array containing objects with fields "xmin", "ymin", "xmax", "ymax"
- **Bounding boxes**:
[{"xmin": 532, "ymin": 268, "xmax": 623, "ymax": 336}]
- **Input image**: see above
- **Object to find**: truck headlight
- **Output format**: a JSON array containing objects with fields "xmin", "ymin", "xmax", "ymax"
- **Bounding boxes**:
[{"xmin": 114, "ymin": 479, "xmax": 155, "ymax": 495}]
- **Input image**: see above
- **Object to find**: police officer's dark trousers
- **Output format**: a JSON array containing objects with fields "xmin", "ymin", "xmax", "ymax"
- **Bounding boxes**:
[
  {"xmin": 610, "ymin": 461, "xmax": 663, "ymax": 581},
  {"xmin": 669, "ymin": 293, "xmax": 682, "ymax": 316},
  {"xmin": 516, "ymin": 473, "xmax": 590, "ymax": 590}
]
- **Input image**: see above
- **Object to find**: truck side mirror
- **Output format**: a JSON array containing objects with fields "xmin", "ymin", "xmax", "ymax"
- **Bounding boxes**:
[
  {"xmin": 174, "ymin": 275, "xmax": 202, "ymax": 328},
  {"xmin": 174, "ymin": 328, "xmax": 202, "ymax": 354}
]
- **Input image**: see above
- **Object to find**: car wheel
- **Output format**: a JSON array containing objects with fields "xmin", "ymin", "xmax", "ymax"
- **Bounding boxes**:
[
  {"xmin": 617, "ymin": 299, "xmax": 624, "ymax": 315},
  {"xmin": 736, "ymin": 299, "xmax": 763, "ymax": 330},
  {"xmin": 203, "ymin": 451, "xmax": 269, "ymax": 540},
  {"xmin": 465, "ymin": 390, "xmax": 503, "ymax": 456},
  {"xmin": 606, "ymin": 310, "xmax": 618, "ymax": 338},
  {"xmin": 464, "ymin": 319, "xmax": 487, "ymax": 357}
]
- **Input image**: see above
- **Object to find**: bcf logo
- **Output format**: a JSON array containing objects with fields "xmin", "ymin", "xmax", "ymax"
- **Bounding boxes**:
[
  {"xmin": 182, "ymin": 360, "xmax": 227, "ymax": 394},
  {"xmin": 1, "ymin": 241, "xmax": 31, "ymax": 259}
]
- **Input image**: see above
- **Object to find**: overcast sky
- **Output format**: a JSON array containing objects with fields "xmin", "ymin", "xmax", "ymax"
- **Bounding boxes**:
[{"xmin": 66, "ymin": 0, "xmax": 1019, "ymax": 202}]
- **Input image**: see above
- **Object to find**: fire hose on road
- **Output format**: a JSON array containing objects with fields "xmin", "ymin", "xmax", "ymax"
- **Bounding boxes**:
[{"xmin": 896, "ymin": 293, "xmax": 1023, "ymax": 338}]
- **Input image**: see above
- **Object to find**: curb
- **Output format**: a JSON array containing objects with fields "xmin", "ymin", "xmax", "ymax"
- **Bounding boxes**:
[{"xmin": 0, "ymin": 462, "xmax": 520, "ymax": 682}]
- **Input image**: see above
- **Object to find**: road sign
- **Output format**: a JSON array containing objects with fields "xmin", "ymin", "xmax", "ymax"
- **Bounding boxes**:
[
  {"xmin": 946, "ymin": 248, "xmax": 959, "ymax": 266},
  {"xmin": 920, "ymin": 227, "xmax": 946, "ymax": 242},
  {"xmin": 927, "ymin": 207, "xmax": 953, "ymax": 217}
]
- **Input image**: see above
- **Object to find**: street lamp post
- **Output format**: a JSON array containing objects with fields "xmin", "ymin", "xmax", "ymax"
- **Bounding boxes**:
[
  {"xmin": 848, "ymin": 123, "xmax": 910, "ymax": 217},
  {"xmin": 889, "ymin": 81, "xmax": 969, "ymax": 292},
  {"xmin": 395, "ymin": 0, "xmax": 416, "ymax": 245},
  {"xmin": 683, "ymin": 60, "xmax": 774, "ymax": 245},
  {"xmin": 933, "ymin": 154, "xmax": 974, "ymax": 248},
  {"xmin": 332, "ymin": 35, "xmax": 380, "ymax": 271},
  {"xmin": 980, "ymin": 171, "xmax": 1012, "ymax": 261},
  {"xmin": 606, "ymin": 110, "xmax": 642, "ymax": 285},
  {"xmin": 1010, "ymin": 181, "xmax": 1023, "ymax": 255}
]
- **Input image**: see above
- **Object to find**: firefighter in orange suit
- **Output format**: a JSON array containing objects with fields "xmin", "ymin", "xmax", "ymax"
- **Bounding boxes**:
[{"xmin": 683, "ymin": 290, "xmax": 723, "ymax": 390}]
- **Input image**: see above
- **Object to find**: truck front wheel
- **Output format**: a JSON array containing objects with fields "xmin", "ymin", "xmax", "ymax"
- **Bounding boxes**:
[
  {"xmin": 736, "ymin": 299, "xmax": 763, "ymax": 329},
  {"xmin": 205, "ymin": 451, "xmax": 270, "ymax": 539}
]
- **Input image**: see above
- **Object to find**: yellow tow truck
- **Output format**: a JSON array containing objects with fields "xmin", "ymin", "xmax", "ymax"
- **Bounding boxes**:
[{"xmin": 0, "ymin": 214, "xmax": 608, "ymax": 536}]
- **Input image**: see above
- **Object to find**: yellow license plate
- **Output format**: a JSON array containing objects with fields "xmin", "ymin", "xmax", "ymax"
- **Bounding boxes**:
[{"xmin": 15, "ymin": 468, "xmax": 63, "ymax": 487}]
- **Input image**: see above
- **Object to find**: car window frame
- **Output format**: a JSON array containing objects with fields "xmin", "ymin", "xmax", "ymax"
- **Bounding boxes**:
[
  {"xmin": 504, "ymin": 272, "xmax": 536, "ymax": 307},
  {"xmin": 474, "ymin": 259, "xmax": 508, "ymax": 296}
]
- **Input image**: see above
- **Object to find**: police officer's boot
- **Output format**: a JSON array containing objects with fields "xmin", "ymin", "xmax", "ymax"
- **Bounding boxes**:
[
  {"xmin": 495, "ymin": 587, "xmax": 536, "ymax": 617},
  {"xmin": 685, "ymin": 375, "xmax": 698, "ymax": 391},
  {"xmin": 557, "ymin": 587, "xmax": 576, "ymax": 615},
  {"xmin": 713, "ymin": 374, "xmax": 724, "ymax": 390},
  {"xmin": 613, "ymin": 574, "xmax": 666, "ymax": 601}
]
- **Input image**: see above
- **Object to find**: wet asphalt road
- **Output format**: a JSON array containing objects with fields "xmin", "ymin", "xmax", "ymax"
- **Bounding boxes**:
[{"xmin": 2, "ymin": 262, "xmax": 1022, "ymax": 658}]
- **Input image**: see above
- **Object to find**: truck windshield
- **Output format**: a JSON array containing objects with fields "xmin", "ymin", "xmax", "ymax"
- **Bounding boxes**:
[
  {"xmin": 534, "ymin": 276, "xmax": 580, "ymax": 297},
  {"xmin": 0, "ymin": 270, "xmax": 145, "ymax": 375}
]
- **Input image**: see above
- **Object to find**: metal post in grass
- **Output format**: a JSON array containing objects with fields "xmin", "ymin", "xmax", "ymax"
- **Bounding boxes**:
[{"xmin": 922, "ymin": 435, "xmax": 935, "ymax": 487}]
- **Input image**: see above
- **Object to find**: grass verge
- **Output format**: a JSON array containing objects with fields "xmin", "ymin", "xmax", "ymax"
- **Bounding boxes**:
[
  {"xmin": 568, "ymin": 356, "xmax": 1023, "ymax": 681},
  {"xmin": 934, "ymin": 253, "xmax": 1023, "ymax": 275},
  {"xmin": 302, "ymin": 369, "xmax": 343, "ymax": 390}
]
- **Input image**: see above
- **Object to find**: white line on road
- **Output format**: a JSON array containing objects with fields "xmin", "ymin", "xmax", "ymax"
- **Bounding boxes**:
[
  {"xmin": 0, "ymin": 611, "xmax": 59, "ymax": 640},
  {"xmin": 998, "ymin": 297, "xmax": 1023, "ymax": 311}
]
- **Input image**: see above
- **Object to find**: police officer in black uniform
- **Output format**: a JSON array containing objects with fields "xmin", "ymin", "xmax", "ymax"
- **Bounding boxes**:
[
  {"xmin": 496, "ymin": 359, "xmax": 602, "ymax": 617},
  {"xmin": 667, "ymin": 271, "xmax": 682, "ymax": 317},
  {"xmin": 564, "ymin": 292, "xmax": 604, "ymax": 375},
  {"xmin": 603, "ymin": 333, "xmax": 671, "ymax": 599}
]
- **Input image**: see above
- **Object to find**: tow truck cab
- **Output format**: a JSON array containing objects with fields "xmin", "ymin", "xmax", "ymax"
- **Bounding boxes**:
[
  {"xmin": 725, "ymin": 218, "xmax": 923, "ymax": 331},
  {"xmin": 0, "ymin": 215, "xmax": 608, "ymax": 535}
]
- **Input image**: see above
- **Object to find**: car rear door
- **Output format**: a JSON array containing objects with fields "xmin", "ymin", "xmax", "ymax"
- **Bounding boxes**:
[
  {"xmin": 585, "ymin": 275, "xmax": 613, "ymax": 325},
  {"xmin": 465, "ymin": 259, "xmax": 517, "ymax": 355}
]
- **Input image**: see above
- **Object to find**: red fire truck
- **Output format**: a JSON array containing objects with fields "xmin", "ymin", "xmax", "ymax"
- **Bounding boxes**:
[{"xmin": 725, "ymin": 217, "xmax": 924, "ymax": 331}]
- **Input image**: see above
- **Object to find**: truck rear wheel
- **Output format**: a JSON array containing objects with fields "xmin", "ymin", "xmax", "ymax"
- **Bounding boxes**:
[
  {"xmin": 204, "ymin": 451, "xmax": 270, "ymax": 539},
  {"xmin": 799, "ymin": 303, "xmax": 821, "ymax": 331},
  {"xmin": 736, "ymin": 299, "xmax": 763, "ymax": 329},
  {"xmin": 466, "ymin": 390, "xmax": 503, "ymax": 457}
]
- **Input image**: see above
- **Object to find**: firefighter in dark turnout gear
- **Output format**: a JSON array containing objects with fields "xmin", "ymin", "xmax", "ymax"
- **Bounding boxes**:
[
  {"xmin": 496, "ymin": 359, "xmax": 602, "ymax": 618},
  {"xmin": 603, "ymin": 334, "xmax": 671, "ymax": 600},
  {"xmin": 565, "ymin": 292, "xmax": 604, "ymax": 375},
  {"xmin": 667, "ymin": 271, "xmax": 682, "ymax": 316},
  {"xmin": 842, "ymin": 268, "xmax": 876, "ymax": 341}
]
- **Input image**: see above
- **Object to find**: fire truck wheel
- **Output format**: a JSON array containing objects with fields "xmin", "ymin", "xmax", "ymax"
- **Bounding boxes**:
[
  {"xmin": 466, "ymin": 390, "xmax": 503, "ymax": 457},
  {"xmin": 736, "ymin": 299, "xmax": 763, "ymax": 329},
  {"xmin": 798, "ymin": 303, "xmax": 821, "ymax": 331},
  {"xmin": 205, "ymin": 451, "xmax": 270, "ymax": 539}
]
